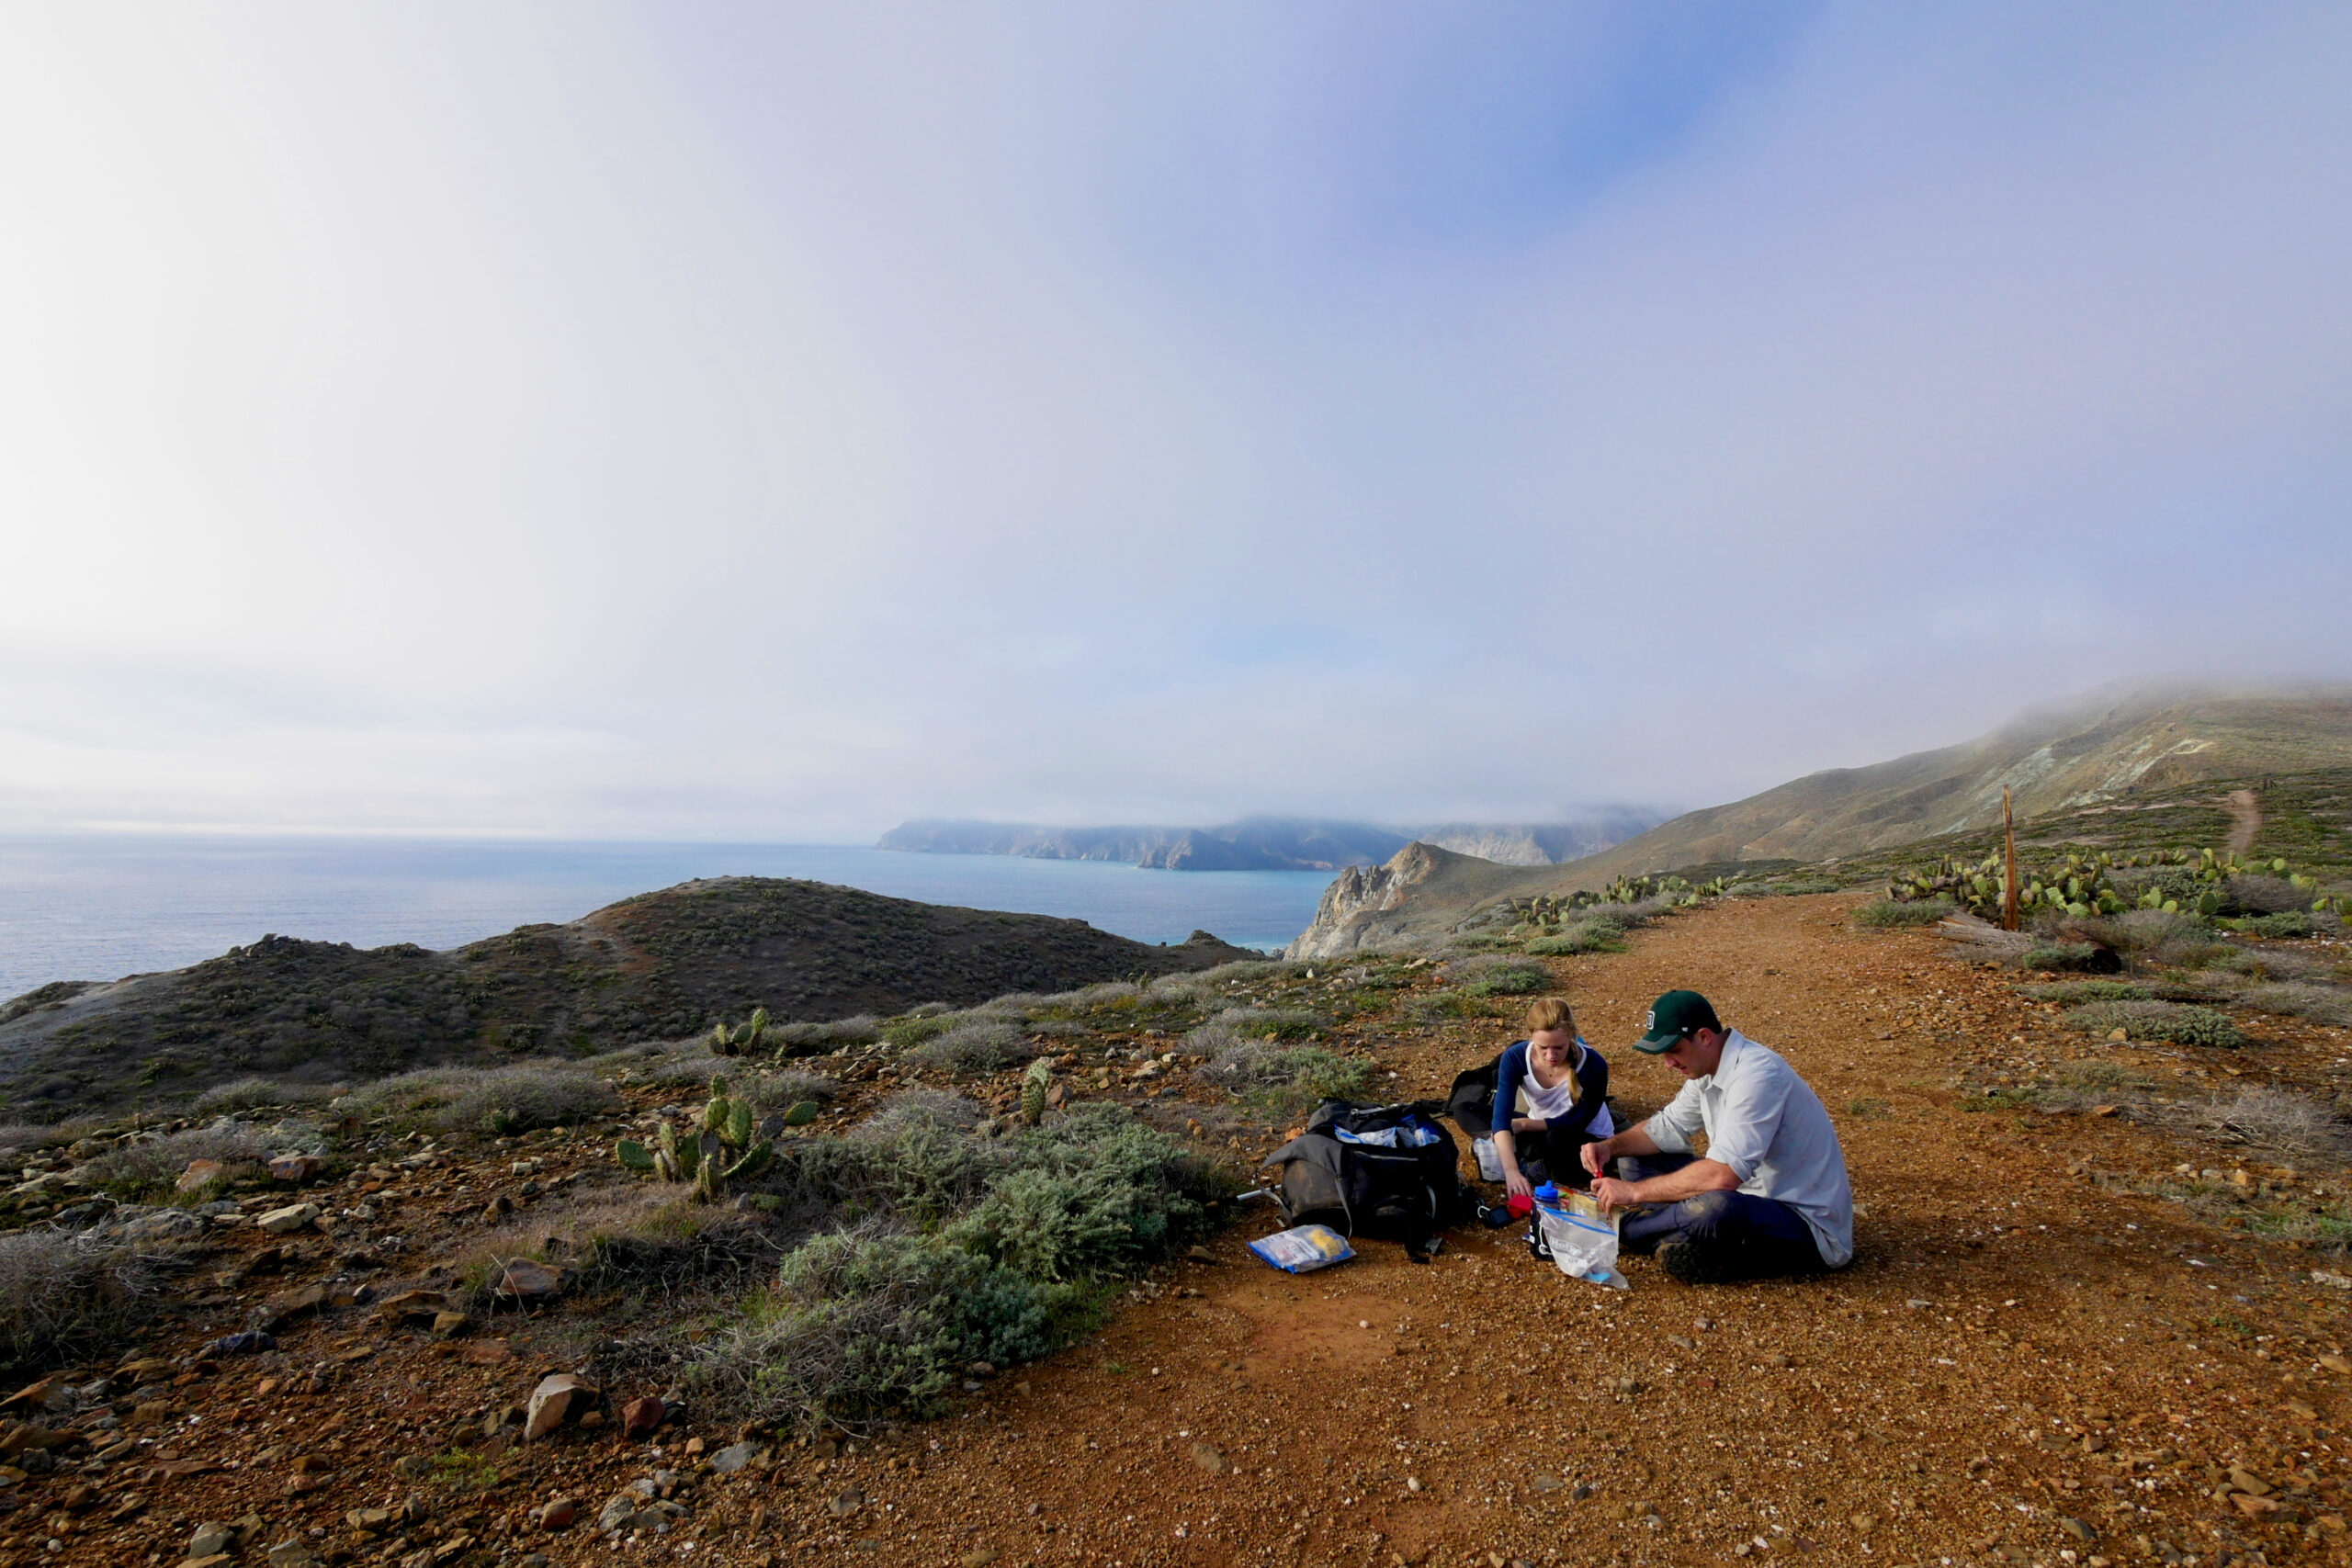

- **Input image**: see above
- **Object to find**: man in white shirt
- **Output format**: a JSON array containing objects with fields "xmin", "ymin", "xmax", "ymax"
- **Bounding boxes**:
[{"xmin": 1578, "ymin": 989, "xmax": 1854, "ymax": 1284}]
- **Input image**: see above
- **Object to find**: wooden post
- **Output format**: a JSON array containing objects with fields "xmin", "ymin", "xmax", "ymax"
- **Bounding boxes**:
[{"xmin": 2002, "ymin": 785, "xmax": 2021, "ymax": 932}]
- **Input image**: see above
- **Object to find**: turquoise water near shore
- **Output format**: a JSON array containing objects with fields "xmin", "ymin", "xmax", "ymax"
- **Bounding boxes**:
[{"xmin": 0, "ymin": 837, "xmax": 1337, "ymax": 1003}]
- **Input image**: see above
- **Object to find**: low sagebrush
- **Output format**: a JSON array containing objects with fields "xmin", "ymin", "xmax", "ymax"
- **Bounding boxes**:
[
  {"xmin": 2018, "ymin": 980, "xmax": 2150, "ymax": 1005},
  {"xmin": 1852, "ymin": 899, "xmax": 1956, "ymax": 929},
  {"xmin": 1451, "ymin": 955, "xmax": 1549, "ymax": 997},
  {"xmin": 2065, "ymin": 999, "xmax": 2245, "ymax": 1050}
]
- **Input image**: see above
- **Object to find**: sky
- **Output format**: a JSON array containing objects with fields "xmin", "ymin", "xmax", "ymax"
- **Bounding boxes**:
[{"xmin": 3, "ymin": 3, "xmax": 2349, "ymax": 840}]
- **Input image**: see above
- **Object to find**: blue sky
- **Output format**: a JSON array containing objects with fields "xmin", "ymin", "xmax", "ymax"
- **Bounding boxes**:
[{"xmin": 2, "ymin": 4, "xmax": 2347, "ymax": 838}]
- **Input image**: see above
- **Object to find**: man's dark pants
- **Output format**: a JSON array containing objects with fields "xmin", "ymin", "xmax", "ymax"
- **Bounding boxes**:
[{"xmin": 1613, "ymin": 1152, "xmax": 1826, "ymax": 1280}]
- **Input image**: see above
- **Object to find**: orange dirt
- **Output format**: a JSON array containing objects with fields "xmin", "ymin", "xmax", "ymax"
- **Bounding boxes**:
[{"xmin": 10, "ymin": 896, "xmax": 2350, "ymax": 1568}]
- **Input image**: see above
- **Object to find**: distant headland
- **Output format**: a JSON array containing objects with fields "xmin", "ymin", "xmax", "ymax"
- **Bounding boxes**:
[{"xmin": 876, "ymin": 811, "xmax": 1662, "ymax": 872}]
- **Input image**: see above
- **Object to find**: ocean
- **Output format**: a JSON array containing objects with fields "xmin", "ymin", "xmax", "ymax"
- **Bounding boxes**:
[{"xmin": 0, "ymin": 836, "xmax": 1338, "ymax": 1004}]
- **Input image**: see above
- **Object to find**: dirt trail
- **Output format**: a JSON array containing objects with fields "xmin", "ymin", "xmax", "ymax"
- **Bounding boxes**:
[
  {"xmin": 19, "ymin": 897, "xmax": 2348, "ymax": 1568},
  {"xmin": 860, "ymin": 897, "xmax": 2349, "ymax": 1568},
  {"xmin": 2226, "ymin": 791, "xmax": 2264, "ymax": 854}
]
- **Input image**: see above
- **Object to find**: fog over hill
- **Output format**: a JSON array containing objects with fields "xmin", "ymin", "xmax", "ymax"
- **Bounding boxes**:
[{"xmin": 1290, "ymin": 682, "xmax": 2352, "ymax": 956}]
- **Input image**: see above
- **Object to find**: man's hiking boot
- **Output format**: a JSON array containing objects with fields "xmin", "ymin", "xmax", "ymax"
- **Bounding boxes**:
[{"xmin": 1657, "ymin": 1237, "xmax": 1738, "ymax": 1285}]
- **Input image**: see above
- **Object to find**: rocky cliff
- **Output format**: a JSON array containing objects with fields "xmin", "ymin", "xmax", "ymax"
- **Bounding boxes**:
[{"xmin": 1283, "ymin": 841, "xmax": 1537, "ymax": 959}]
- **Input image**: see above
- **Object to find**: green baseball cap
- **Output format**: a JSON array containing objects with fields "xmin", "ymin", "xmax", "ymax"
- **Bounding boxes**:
[{"xmin": 1634, "ymin": 989, "xmax": 1722, "ymax": 1053}]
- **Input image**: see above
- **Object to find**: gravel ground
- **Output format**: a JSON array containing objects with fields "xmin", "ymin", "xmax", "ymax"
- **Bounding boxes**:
[{"xmin": 5, "ymin": 895, "xmax": 2347, "ymax": 1568}]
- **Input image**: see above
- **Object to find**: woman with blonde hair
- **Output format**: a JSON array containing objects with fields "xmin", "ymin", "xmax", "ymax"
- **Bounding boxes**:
[{"xmin": 1447, "ymin": 996, "xmax": 1613, "ymax": 1210}]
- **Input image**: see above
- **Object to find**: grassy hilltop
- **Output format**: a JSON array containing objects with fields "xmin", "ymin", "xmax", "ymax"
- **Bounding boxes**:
[{"xmin": 0, "ymin": 876, "xmax": 1256, "ymax": 1120}]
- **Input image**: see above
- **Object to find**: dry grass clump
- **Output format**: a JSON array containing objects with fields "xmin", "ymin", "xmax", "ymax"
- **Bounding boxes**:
[
  {"xmin": 903, "ymin": 1021, "xmax": 1042, "ymax": 1075},
  {"xmin": 0, "ymin": 1229, "xmax": 164, "ymax": 1370},
  {"xmin": 190, "ymin": 1077, "xmax": 341, "ymax": 1114},
  {"xmin": 0, "ymin": 1123, "xmax": 87, "ymax": 1156},
  {"xmin": 770, "ymin": 1016, "xmax": 883, "ymax": 1055},
  {"xmin": 81, "ymin": 1126, "xmax": 270, "ymax": 1198},
  {"xmin": 851, "ymin": 1089, "xmax": 989, "ymax": 1144},
  {"xmin": 2239, "ymin": 983, "xmax": 2352, "ymax": 1028},
  {"xmin": 336, "ymin": 1066, "xmax": 616, "ymax": 1134},
  {"xmin": 2215, "ymin": 874, "xmax": 2310, "ymax": 918},
  {"xmin": 447, "ymin": 1067, "xmax": 620, "ymax": 1134},
  {"xmin": 736, "ymin": 1071, "xmax": 840, "ymax": 1111},
  {"xmin": 2107, "ymin": 910, "xmax": 2231, "ymax": 966},
  {"xmin": 1184, "ymin": 1007, "xmax": 1322, "ymax": 1052},
  {"xmin": 1197, "ymin": 1039, "xmax": 1370, "ymax": 1112},
  {"xmin": 614, "ymin": 1047, "xmax": 733, "ymax": 1089},
  {"xmin": 2191, "ymin": 1087, "xmax": 2352, "ymax": 1167}
]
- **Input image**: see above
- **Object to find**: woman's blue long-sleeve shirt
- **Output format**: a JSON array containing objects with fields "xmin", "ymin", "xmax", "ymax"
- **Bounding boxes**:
[{"xmin": 1490, "ymin": 1039, "xmax": 1611, "ymax": 1140}]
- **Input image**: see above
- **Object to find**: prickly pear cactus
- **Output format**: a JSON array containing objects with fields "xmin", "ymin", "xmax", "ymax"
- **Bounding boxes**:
[
  {"xmin": 1020, "ymin": 1057, "xmax": 1051, "ymax": 1125},
  {"xmin": 781, "ymin": 1101, "xmax": 820, "ymax": 1128},
  {"xmin": 615, "ymin": 1077, "xmax": 775, "ymax": 1199},
  {"xmin": 708, "ymin": 1008, "xmax": 770, "ymax": 1057}
]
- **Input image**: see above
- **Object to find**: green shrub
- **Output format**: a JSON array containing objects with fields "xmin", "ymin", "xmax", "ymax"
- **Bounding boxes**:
[
  {"xmin": 2233, "ymin": 911, "xmax": 2316, "ymax": 940},
  {"xmin": 705, "ymin": 1100, "xmax": 1222, "ymax": 1433},
  {"xmin": 708, "ymin": 1228, "xmax": 1077, "ymax": 1430},
  {"xmin": 2065, "ymin": 999, "xmax": 2245, "ymax": 1050},
  {"xmin": 1852, "ymin": 899, "xmax": 1956, "ymax": 929},
  {"xmin": 2018, "ymin": 980, "xmax": 2150, "ymax": 1005},
  {"xmin": 956, "ymin": 1109, "xmax": 1218, "ymax": 1280}
]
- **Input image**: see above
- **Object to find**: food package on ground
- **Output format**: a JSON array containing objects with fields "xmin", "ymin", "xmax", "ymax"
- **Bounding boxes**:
[
  {"xmin": 1536, "ymin": 1191, "xmax": 1629, "ymax": 1291},
  {"xmin": 1247, "ymin": 1224, "xmax": 1356, "ymax": 1274}
]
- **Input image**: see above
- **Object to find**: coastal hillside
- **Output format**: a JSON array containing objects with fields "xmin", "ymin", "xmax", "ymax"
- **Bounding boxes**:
[
  {"xmin": 1291, "ymin": 682, "xmax": 2352, "ymax": 954},
  {"xmin": 879, "ymin": 808, "xmax": 1659, "ymax": 871},
  {"xmin": 0, "ymin": 876, "xmax": 1255, "ymax": 1117}
]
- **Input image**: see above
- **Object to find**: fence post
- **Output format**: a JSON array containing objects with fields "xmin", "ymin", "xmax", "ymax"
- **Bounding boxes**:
[{"xmin": 2002, "ymin": 785, "xmax": 2021, "ymax": 932}]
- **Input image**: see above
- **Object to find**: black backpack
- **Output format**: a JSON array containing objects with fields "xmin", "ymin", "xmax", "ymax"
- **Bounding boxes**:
[{"xmin": 1261, "ymin": 1100, "xmax": 1468, "ymax": 1262}]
